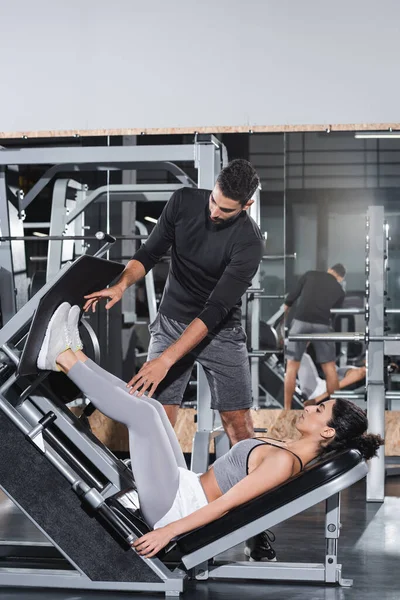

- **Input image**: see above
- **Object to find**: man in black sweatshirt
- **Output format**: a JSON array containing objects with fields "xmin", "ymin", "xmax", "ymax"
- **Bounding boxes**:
[
  {"xmin": 84, "ymin": 159, "xmax": 264, "ymax": 445},
  {"xmin": 284, "ymin": 264, "xmax": 346, "ymax": 410}
]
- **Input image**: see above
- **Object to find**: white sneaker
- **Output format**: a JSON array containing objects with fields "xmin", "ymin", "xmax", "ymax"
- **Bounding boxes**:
[
  {"xmin": 68, "ymin": 305, "xmax": 83, "ymax": 352},
  {"xmin": 37, "ymin": 302, "xmax": 72, "ymax": 371}
]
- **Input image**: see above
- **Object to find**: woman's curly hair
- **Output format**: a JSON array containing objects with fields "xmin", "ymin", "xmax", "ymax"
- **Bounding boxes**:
[{"xmin": 320, "ymin": 398, "xmax": 383, "ymax": 460}]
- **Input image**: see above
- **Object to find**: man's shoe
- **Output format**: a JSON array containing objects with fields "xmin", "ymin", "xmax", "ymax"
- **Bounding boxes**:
[{"xmin": 244, "ymin": 530, "xmax": 277, "ymax": 562}]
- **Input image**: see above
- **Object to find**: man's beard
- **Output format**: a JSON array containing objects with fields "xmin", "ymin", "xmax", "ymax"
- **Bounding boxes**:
[
  {"xmin": 209, "ymin": 213, "xmax": 225, "ymax": 225},
  {"xmin": 208, "ymin": 210, "xmax": 239, "ymax": 226}
]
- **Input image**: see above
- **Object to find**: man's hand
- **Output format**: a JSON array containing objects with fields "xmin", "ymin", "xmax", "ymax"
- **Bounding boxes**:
[
  {"xmin": 127, "ymin": 317, "xmax": 208, "ymax": 397},
  {"xmin": 133, "ymin": 525, "xmax": 174, "ymax": 558},
  {"xmin": 127, "ymin": 355, "xmax": 172, "ymax": 397},
  {"xmin": 83, "ymin": 284, "xmax": 125, "ymax": 313}
]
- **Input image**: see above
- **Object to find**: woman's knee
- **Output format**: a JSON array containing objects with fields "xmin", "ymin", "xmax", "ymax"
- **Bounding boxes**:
[
  {"xmin": 142, "ymin": 395, "xmax": 164, "ymax": 414},
  {"xmin": 121, "ymin": 393, "xmax": 161, "ymax": 429}
]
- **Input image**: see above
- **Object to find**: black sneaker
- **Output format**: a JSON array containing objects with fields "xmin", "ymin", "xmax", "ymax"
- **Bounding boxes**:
[{"xmin": 244, "ymin": 530, "xmax": 277, "ymax": 562}]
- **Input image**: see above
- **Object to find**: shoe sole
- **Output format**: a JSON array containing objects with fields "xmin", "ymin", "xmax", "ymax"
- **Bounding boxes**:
[
  {"xmin": 37, "ymin": 322, "xmax": 51, "ymax": 370},
  {"xmin": 244, "ymin": 547, "xmax": 277, "ymax": 562},
  {"xmin": 68, "ymin": 306, "xmax": 83, "ymax": 352},
  {"xmin": 37, "ymin": 302, "xmax": 70, "ymax": 370}
]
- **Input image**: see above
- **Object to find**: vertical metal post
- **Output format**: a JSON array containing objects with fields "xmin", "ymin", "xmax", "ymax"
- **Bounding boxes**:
[
  {"xmin": 192, "ymin": 140, "xmax": 226, "ymax": 470},
  {"xmin": 249, "ymin": 187, "xmax": 262, "ymax": 408},
  {"xmin": 325, "ymin": 493, "xmax": 340, "ymax": 583},
  {"xmin": 0, "ymin": 167, "xmax": 17, "ymax": 322},
  {"xmin": 121, "ymin": 202, "xmax": 138, "ymax": 325},
  {"xmin": 136, "ymin": 221, "xmax": 157, "ymax": 324},
  {"xmin": 283, "ymin": 132, "xmax": 287, "ymax": 377},
  {"xmin": 8, "ymin": 199, "xmax": 28, "ymax": 311},
  {"xmin": 121, "ymin": 135, "xmax": 137, "ymax": 325},
  {"xmin": 196, "ymin": 140, "xmax": 217, "ymax": 189},
  {"xmin": 62, "ymin": 197, "xmax": 78, "ymax": 264},
  {"xmin": 366, "ymin": 206, "xmax": 385, "ymax": 502},
  {"xmin": 191, "ymin": 364, "xmax": 214, "ymax": 473},
  {"xmin": 47, "ymin": 179, "xmax": 82, "ymax": 281}
]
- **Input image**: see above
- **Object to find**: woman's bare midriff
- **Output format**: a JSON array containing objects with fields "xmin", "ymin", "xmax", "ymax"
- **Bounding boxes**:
[
  {"xmin": 199, "ymin": 468, "xmax": 222, "ymax": 502},
  {"xmin": 199, "ymin": 440, "xmax": 296, "ymax": 503}
]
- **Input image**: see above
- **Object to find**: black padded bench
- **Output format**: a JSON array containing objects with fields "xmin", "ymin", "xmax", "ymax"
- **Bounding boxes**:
[
  {"xmin": 179, "ymin": 448, "xmax": 363, "ymax": 554},
  {"xmin": 176, "ymin": 449, "xmax": 368, "ymax": 587}
]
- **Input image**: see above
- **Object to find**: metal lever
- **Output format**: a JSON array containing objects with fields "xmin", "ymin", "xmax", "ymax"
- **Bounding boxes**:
[
  {"xmin": 93, "ymin": 231, "xmax": 116, "ymax": 259},
  {"xmin": 25, "ymin": 411, "xmax": 57, "ymax": 453}
]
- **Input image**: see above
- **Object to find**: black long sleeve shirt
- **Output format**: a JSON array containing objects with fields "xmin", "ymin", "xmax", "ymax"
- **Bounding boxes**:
[
  {"xmin": 285, "ymin": 270, "xmax": 345, "ymax": 325},
  {"xmin": 133, "ymin": 187, "xmax": 264, "ymax": 331}
]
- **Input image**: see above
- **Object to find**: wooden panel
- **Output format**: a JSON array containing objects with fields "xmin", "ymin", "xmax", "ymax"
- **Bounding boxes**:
[
  {"xmin": 75, "ymin": 407, "xmax": 400, "ymax": 457},
  {"xmin": 1, "ymin": 123, "xmax": 400, "ymax": 139}
]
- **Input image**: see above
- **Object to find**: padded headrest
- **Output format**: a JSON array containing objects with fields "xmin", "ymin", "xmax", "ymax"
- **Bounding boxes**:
[
  {"xmin": 19, "ymin": 255, "xmax": 124, "ymax": 376},
  {"xmin": 177, "ymin": 448, "xmax": 363, "ymax": 555}
]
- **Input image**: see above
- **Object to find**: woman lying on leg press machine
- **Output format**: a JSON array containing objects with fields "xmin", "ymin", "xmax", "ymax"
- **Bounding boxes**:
[{"xmin": 37, "ymin": 302, "xmax": 383, "ymax": 558}]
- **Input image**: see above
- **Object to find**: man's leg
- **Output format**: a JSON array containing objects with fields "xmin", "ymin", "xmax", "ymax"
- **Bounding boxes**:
[
  {"xmin": 197, "ymin": 326, "xmax": 254, "ymax": 446},
  {"xmin": 284, "ymin": 359, "xmax": 301, "ymax": 410},
  {"xmin": 163, "ymin": 404, "xmax": 180, "ymax": 427},
  {"xmin": 219, "ymin": 408, "xmax": 254, "ymax": 445},
  {"xmin": 284, "ymin": 320, "xmax": 308, "ymax": 410},
  {"xmin": 147, "ymin": 313, "xmax": 194, "ymax": 427},
  {"xmin": 314, "ymin": 335, "xmax": 339, "ymax": 396},
  {"xmin": 321, "ymin": 361, "xmax": 340, "ymax": 394}
]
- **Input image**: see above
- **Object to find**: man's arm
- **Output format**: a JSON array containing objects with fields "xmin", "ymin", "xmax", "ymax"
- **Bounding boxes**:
[
  {"xmin": 128, "ymin": 317, "xmax": 209, "ymax": 395},
  {"xmin": 196, "ymin": 239, "xmax": 265, "ymax": 330},
  {"xmin": 115, "ymin": 259, "xmax": 146, "ymax": 292},
  {"xmin": 83, "ymin": 259, "xmax": 146, "ymax": 312},
  {"xmin": 132, "ymin": 189, "xmax": 181, "ymax": 273},
  {"xmin": 332, "ymin": 290, "xmax": 345, "ymax": 309},
  {"xmin": 83, "ymin": 190, "xmax": 181, "ymax": 312},
  {"xmin": 284, "ymin": 273, "xmax": 307, "ymax": 311},
  {"xmin": 128, "ymin": 239, "xmax": 264, "ymax": 395}
]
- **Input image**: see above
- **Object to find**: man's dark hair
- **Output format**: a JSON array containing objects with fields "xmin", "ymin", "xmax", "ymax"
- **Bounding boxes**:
[
  {"xmin": 216, "ymin": 159, "xmax": 260, "ymax": 206},
  {"xmin": 320, "ymin": 398, "xmax": 383, "ymax": 460},
  {"xmin": 331, "ymin": 263, "xmax": 346, "ymax": 278}
]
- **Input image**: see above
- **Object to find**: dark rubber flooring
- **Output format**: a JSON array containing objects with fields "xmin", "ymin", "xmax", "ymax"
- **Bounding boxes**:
[{"xmin": 0, "ymin": 476, "xmax": 399, "ymax": 600}]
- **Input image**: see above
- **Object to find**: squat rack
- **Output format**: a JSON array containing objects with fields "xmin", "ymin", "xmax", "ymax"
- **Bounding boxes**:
[{"xmin": 289, "ymin": 205, "xmax": 394, "ymax": 502}]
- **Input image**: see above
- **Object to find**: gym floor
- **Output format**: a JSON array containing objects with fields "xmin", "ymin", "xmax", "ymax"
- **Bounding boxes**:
[{"xmin": 1, "ymin": 476, "xmax": 399, "ymax": 600}]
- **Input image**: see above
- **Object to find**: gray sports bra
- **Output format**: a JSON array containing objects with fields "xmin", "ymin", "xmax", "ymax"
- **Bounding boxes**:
[{"xmin": 212, "ymin": 438, "xmax": 303, "ymax": 495}]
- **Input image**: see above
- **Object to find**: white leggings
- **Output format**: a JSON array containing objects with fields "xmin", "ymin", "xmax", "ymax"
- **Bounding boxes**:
[{"xmin": 67, "ymin": 358, "xmax": 189, "ymax": 527}]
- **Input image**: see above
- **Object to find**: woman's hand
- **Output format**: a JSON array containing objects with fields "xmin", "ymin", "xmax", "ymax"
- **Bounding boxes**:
[
  {"xmin": 133, "ymin": 525, "xmax": 174, "ymax": 558},
  {"xmin": 127, "ymin": 355, "xmax": 172, "ymax": 397}
]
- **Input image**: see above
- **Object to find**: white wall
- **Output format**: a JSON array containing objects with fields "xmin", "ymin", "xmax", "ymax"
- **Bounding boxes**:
[{"xmin": 1, "ymin": 0, "xmax": 399, "ymax": 135}]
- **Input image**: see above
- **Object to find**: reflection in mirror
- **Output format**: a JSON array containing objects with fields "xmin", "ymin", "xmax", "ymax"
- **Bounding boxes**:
[{"xmin": 283, "ymin": 131, "xmax": 400, "ymax": 420}]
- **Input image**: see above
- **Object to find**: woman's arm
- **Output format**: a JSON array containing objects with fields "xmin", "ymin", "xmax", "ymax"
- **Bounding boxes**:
[{"xmin": 133, "ymin": 450, "xmax": 294, "ymax": 557}]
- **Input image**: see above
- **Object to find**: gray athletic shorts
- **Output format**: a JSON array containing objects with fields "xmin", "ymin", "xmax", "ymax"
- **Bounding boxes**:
[
  {"xmin": 147, "ymin": 312, "xmax": 252, "ymax": 411},
  {"xmin": 286, "ymin": 319, "xmax": 336, "ymax": 364}
]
